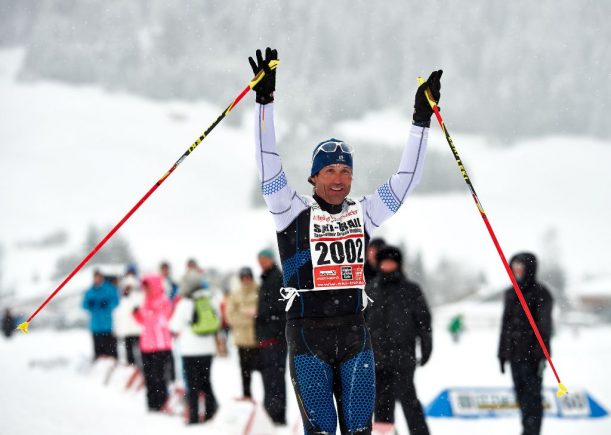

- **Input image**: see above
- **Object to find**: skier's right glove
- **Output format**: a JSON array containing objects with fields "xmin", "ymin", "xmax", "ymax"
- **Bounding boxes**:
[
  {"xmin": 248, "ymin": 47, "xmax": 278, "ymax": 105},
  {"xmin": 499, "ymin": 358, "xmax": 506, "ymax": 374},
  {"xmin": 413, "ymin": 69, "xmax": 443, "ymax": 128}
]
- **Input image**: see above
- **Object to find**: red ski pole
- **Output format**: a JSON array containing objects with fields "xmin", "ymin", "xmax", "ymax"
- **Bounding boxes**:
[
  {"xmin": 417, "ymin": 77, "xmax": 568, "ymax": 397},
  {"xmin": 16, "ymin": 60, "xmax": 279, "ymax": 334}
]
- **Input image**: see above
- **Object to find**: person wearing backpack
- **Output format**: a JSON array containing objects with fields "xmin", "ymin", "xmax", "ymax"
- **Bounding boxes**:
[{"xmin": 169, "ymin": 269, "xmax": 220, "ymax": 424}]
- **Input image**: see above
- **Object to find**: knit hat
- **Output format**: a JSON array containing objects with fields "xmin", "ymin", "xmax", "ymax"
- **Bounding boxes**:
[
  {"xmin": 376, "ymin": 245, "xmax": 403, "ymax": 266},
  {"xmin": 310, "ymin": 138, "xmax": 353, "ymax": 177},
  {"xmin": 368, "ymin": 238, "xmax": 387, "ymax": 250},
  {"xmin": 180, "ymin": 270, "xmax": 205, "ymax": 296},
  {"xmin": 257, "ymin": 248, "xmax": 276, "ymax": 261},
  {"xmin": 239, "ymin": 267, "xmax": 254, "ymax": 279}
]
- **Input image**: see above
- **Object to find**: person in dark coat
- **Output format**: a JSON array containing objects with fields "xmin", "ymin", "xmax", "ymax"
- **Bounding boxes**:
[
  {"xmin": 498, "ymin": 252, "xmax": 553, "ymax": 435},
  {"xmin": 364, "ymin": 237, "xmax": 386, "ymax": 282},
  {"xmin": 367, "ymin": 245, "xmax": 431, "ymax": 435},
  {"xmin": 255, "ymin": 248, "xmax": 287, "ymax": 426},
  {"xmin": 2, "ymin": 308, "xmax": 16, "ymax": 338}
]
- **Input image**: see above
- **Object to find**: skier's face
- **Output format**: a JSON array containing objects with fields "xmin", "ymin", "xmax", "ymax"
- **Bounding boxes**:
[{"xmin": 312, "ymin": 164, "xmax": 353, "ymax": 205}]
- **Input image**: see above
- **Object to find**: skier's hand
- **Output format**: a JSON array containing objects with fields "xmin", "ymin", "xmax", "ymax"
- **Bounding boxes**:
[
  {"xmin": 499, "ymin": 358, "xmax": 506, "ymax": 374},
  {"xmin": 249, "ymin": 47, "xmax": 278, "ymax": 105},
  {"xmin": 413, "ymin": 69, "xmax": 443, "ymax": 127}
]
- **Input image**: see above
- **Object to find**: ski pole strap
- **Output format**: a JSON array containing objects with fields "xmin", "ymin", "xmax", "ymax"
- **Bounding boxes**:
[{"xmin": 279, "ymin": 287, "xmax": 373, "ymax": 312}]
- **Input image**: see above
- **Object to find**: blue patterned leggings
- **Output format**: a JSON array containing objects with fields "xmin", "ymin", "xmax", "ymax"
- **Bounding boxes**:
[{"xmin": 287, "ymin": 314, "xmax": 375, "ymax": 435}]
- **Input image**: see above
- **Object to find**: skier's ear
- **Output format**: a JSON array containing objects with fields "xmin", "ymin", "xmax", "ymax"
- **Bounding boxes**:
[{"xmin": 308, "ymin": 176, "xmax": 316, "ymax": 186}]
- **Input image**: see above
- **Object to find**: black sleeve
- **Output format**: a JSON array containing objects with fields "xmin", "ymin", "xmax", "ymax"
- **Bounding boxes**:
[
  {"xmin": 412, "ymin": 284, "xmax": 432, "ymax": 336},
  {"xmin": 536, "ymin": 285, "xmax": 554, "ymax": 354},
  {"xmin": 411, "ymin": 283, "xmax": 432, "ymax": 364}
]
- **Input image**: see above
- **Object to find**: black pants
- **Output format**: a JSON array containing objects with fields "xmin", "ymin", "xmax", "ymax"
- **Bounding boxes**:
[
  {"xmin": 375, "ymin": 365, "xmax": 429, "ymax": 435},
  {"xmin": 92, "ymin": 332, "xmax": 118, "ymax": 359},
  {"xmin": 287, "ymin": 313, "xmax": 375, "ymax": 435},
  {"xmin": 141, "ymin": 350, "xmax": 173, "ymax": 411},
  {"xmin": 511, "ymin": 361, "xmax": 544, "ymax": 435},
  {"xmin": 183, "ymin": 355, "xmax": 218, "ymax": 423},
  {"xmin": 124, "ymin": 335, "xmax": 140, "ymax": 366},
  {"xmin": 238, "ymin": 347, "xmax": 259, "ymax": 398},
  {"xmin": 259, "ymin": 340, "xmax": 288, "ymax": 424}
]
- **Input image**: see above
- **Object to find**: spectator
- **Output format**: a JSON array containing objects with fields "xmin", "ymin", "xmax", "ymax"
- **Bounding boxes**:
[
  {"xmin": 255, "ymin": 249, "xmax": 287, "ymax": 425},
  {"xmin": 133, "ymin": 274, "xmax": 174, "ymax": 411},
  {"xmin": 160, "ymin": 261, "xmax": 179, "ymax": 302},
  {"xmin": 498, "ymin": 252, "xmax": 553, "ymax": 435},
  {"xmin": 364, "ymin": 237, "xmax": 386, "ymax": 282},
  {"xmin": 81, "ymin": 269, "xmax": 120, "ymax": 360},
  {"xmin": 170, "ymin": 270, "xmax": 220, "ymax": 424},
  {"xmin": 2, "ymin": 308, "xmax": 15, "ymax": 338},
  {"xmin": 113, "ymin": 274, "xmax": 143, "ymax": 366},
  {"xmin": 367, "ymin": 245, "xmax": 432, "ymax": 435},
  {"xmin": 226, "ymin": 266, "xmax": 259, "ymax": 400}
]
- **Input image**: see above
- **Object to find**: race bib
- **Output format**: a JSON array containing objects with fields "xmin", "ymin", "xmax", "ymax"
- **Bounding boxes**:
[{"xmin": 310, "ymin": 199, "xmax": 366, "ymax": 290}]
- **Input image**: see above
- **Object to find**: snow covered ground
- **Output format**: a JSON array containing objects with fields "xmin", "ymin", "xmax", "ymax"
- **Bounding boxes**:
[{"xmin": 2, "ymin": 320, "xmax": 610, "ymax": 435}]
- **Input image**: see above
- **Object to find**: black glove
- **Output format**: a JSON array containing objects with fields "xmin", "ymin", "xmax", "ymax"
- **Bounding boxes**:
[
  {"xmin": 499, "ymin": 358, "xmax": 506, "ymax": 374},
  {"xmin": 419, "ymin": 333, "xmax": 432, "ymax": 366},
  {"xmin": 413, "ymin": 69, "xmax": 443, "ymax": 127},
  {"xmin": 248, "ymin": 47, "xmax": 278, "ymax": 105}
]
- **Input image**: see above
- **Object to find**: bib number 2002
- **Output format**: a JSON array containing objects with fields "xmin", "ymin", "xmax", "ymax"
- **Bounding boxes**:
[{"xmin": 315, "ymin": 239, "xmax": 364, "ymax": 265}]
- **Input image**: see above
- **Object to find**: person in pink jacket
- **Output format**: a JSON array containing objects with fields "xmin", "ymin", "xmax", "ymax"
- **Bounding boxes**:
[{"xmin": 133, "ymin": 274, "xmax": 174, "ymax": 411}]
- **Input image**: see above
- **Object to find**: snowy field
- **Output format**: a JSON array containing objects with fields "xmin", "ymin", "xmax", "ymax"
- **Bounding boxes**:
[{"xmin": 2, "ymin": 320, "xmax": 610, "ymax": 435}]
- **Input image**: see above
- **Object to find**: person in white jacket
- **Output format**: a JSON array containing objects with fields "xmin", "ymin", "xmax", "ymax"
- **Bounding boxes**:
[
  {"xmin": 113, "ymin": 274, "xmax": 143, "ymax": 366},
  {"xmin": 169, "ymin": 270, "xmax": 220, "ymax": 424}
]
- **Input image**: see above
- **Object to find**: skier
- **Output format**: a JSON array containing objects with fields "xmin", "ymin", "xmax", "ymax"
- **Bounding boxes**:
[
  {"xmin": 249, "ymin": 47, "xmax": 441, "ymax": 434},
  {"xmin": 169, "ymin": 269, "xmax": 219, "ymax": 424},
  {"xmin": 366, "ymin": 245, "xmax": 431, "ymax": 435},
  {"xmin": 81, "ymin": 269, "xmax": 119, "ymax": 360},
  {"xmin": 498, "ymin": 252, "xmax": 553, "ymax": 435},
  {"xmin": 255, "ymin": 248, "xmax": 287, "ymax": 425}
]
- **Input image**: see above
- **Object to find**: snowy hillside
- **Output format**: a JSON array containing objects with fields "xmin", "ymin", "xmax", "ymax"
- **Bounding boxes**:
[{"xmin": 1, "ymin": 47, "xmax": 611, "ymax": 308}]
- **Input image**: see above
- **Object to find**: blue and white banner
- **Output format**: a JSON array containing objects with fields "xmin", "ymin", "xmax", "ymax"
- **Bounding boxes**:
[{"xmin": 426, "ymin": 387, "xmax": 608, "ymax": 419}]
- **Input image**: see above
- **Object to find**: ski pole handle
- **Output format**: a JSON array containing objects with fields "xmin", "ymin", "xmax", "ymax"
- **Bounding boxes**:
[{"xmin": 249, "ymin": 59, "xmax": 279, "ymax": 90}]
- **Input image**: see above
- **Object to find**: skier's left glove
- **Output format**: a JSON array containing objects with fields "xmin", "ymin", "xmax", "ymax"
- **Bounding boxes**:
[
  {"xmin": 413, "ymin": 69, "xmax": 443, "ymax": 128},
  {"xmin": 249, "ymin": 47, "xmax": 278, "ymax": 105}
]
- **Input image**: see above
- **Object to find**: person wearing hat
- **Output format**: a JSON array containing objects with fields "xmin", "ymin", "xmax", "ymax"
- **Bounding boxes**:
[
  {"xmin": 250, "ymin": 47, "xmax": 441, "ymax": 434},
  {"xmin": 255, "ymin": 248, "xmax": 287, "ymax": 425},
  {"xmin": 226, "ymin": 266, "xmax": 260, "ymax": 400},
  {"xmin": 366, "ymin": 245, "xmax": 432, "ymax": 435},
  {"xmin": 498, "ymin": 252, "xmax": 553, "ymax": 435}
]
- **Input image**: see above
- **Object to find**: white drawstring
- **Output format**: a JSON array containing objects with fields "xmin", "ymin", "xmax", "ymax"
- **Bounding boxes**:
[
  {"xmin": 279, "ymin": 287, "xmax": 301, "ymax": 312},
  {"xmin": 361, "ymin": 288, "xmax": 374, "ymax": 310},
  {"xmin": 280, "ymin": 287, "xmax": 372, "ymax": 312}
]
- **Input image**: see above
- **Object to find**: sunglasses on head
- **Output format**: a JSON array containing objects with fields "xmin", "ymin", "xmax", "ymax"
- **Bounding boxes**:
[{"xmin": 312, "ymin": 140, "xmax": 354, "ymax": 160}]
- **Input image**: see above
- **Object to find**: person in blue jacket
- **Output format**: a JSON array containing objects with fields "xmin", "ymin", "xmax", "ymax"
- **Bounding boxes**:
[{"xmin": 82, "ymin": 269, "xmax": 120, "ymax": 360}]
